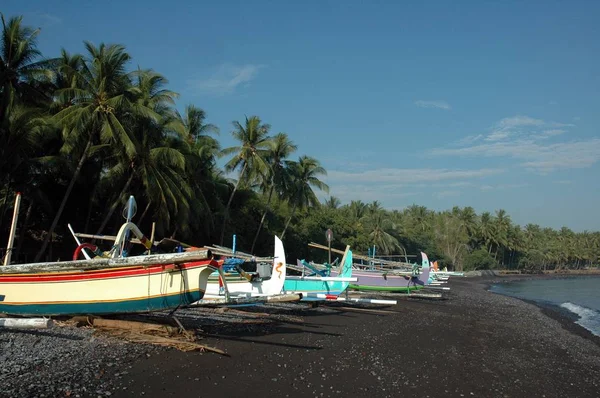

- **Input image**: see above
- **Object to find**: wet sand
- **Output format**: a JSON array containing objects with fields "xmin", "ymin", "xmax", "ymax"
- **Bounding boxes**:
[{"xmin": 111, "ymin": 277, "xmax": 600, "ymax": 398}]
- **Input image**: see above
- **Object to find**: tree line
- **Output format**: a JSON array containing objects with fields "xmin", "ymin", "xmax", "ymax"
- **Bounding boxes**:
[{"xmin": 1, "ymin": 14, "xmax": 598, "ymax": 270}]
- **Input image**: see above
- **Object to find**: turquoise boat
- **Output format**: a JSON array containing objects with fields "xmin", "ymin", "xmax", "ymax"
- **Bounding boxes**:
[{"xmin": 283, "ymin": 249, "xmax": 353, "ymax": 297}]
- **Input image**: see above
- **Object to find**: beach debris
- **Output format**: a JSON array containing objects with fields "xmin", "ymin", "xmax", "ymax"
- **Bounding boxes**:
[
  {"xmin": 0, "ymin": 317, "xmax": 54, "ymax": 329},
  {"xmin": 63, "ymin": 317, "xmax": 227, "ymax": 355}
]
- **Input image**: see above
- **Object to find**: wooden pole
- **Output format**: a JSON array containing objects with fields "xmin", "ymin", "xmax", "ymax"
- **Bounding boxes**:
[
  {"xmin": 0, "ymin": 318, "xmax": 53, "ymax": 329},
  {"xmin": 308, "ymin": 242, "xmax": 413, "ymax": 268},
  {"xmin": 68, "ymin": 223, "xmax": 91, "ymax": 260},
  {"xmin": 3, "ymin": 193, "xmax": 21, "ymax": 266},
  {"xmin": 150, "ymin": 222, "xmax": 156, "ymax": 246},
  {"xmin": 0, "ymin": 248, "xmax": 213, "ymax": 274}
]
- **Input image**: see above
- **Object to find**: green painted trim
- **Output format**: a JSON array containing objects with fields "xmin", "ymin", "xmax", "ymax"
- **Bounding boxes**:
[{"xmin": 0, "ymin": 290, "xmax": 203, "ymax": 316}]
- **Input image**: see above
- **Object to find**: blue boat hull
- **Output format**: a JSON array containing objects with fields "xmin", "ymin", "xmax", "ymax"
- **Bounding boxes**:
[{"xmin": 284, "ymin": 250, "xmax": 353, "ymax": 299}]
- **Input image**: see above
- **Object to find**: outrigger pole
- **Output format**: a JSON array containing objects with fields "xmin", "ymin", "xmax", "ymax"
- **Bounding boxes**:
[{"xmin": 3, "ymin": 192, "xmax": 21, "ymax": 266}]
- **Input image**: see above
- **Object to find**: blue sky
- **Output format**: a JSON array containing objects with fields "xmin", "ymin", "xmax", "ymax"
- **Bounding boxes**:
[{"xmin": 4, "ymin": 0, "xmax": 600, "ymax": 231}]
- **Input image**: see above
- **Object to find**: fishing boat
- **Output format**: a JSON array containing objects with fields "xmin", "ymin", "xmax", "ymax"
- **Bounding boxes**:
[
  {"xmin": 283, "ymin": 246, "xmax": 356, "ymax": 298},
  {"xmin": 431, "ymin": 261, "xmax": 464, "ymax": 279},
  {"xmin": 201, "ymin": 236, "xmax": 287, "ymax": 299},
  {"xmin": 333, "ymin": 252, "xmax": 431, "ymax": 293},
  {"xmin": 0, "ymin": 223, "xmax": 219, "ymax": 316},
  {"xmin": 0, "ymin": 196, "xmax": 221, "ymax": 316}
]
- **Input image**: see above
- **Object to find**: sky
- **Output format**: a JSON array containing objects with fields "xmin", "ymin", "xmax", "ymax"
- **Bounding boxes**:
[{"xmin": 4, "ymin": 0, "xmax": 600, "ymax": 231}]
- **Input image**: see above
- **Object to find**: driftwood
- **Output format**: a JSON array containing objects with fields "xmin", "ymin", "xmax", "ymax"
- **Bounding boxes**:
[
  {"xmin": 0, "ymin": 249, "xmax": 213, "ymax": 274},
  {"xmin": 105, "ymin": 331, "xmax": 227, "ymax": 354},
  {"xmin": 91, "ymin": 318, "xmax": 179, "ymax": 335},
  {"xmin": 331, "ymin": 306, "xmax": 397, "ymax": 315},
  {"xmin": 88, "ymin": 318, "xmax": 226, "ymax": 355},
  {"xmin": 0, "ymin": 318, "xmax": 54, "ymax": 329}
]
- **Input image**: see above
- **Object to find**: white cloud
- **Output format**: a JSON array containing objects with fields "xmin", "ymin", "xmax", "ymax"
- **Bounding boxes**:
[
  {"xmin": 24, "ymin": 12, "xmax": 62, "ymax": 27},
  {"xmin": 322, "ymin": 167, "xmax": 503, "ymax": 205},
  {"xmin": 325, "ymin": 184, "xmax": 419, "ymax": 204},
  {"xmin": 456, "ymin": 134, "xmax": 484, "ymax": 145},
  {"xmin": 480, "ymin": 183, "xmax": 529, "ymax": 191},
  {"xmin": 496, "ymin": 115, "xmax": 545, "ymax": 129},
  {"xmin": 485, "ymin": 131, "xmax": 511, "ymax": 142},
  {"xmin": 537, "ymin": 129, "xmax": 566, "ymax": 139},
  {"xmin": 435, "ymin": 190, "xmax": 460, "ymax": 199},
  {"xmin": 326, "ymin": 167, "xmax": 503, "ymax": 184},
  {"xmin": 414, "ymin": 181, "xmax": 474, "ymax": 188},
  {"xmin": 188, "ymin": 64, "xmax": 264, "ymax": 95},
  {"xmin": 414, "ymin": 100, "xmax": 451, "ymax": 110},
  {"xmin": 431, "ymin": 115, "xmax": 599, "ymax": 173}
]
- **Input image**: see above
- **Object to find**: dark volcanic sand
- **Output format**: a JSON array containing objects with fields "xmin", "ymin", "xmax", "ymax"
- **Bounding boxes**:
[
  {"xmin": 2, "ymin": 277, "xmax": 599, "ymax": 397},
  {"xmin": 110, "ymin": 277, "xmax": 600, "ymax": 398}
]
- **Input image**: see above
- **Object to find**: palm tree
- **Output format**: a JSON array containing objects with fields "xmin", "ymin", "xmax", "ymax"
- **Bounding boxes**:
[
  {"xmin": 0, "ymin": 14, "xmax": 53, "ymax": 122},
  {"xmin": 94, "ymin": 69, "xmax": 181, "ymax": 235},
  {"xmin": 366, "ymin": 200, "xmax": 383, "ymax": 216},
  {"xmin": 324, "ymin": 196, "xmax": 341, "ymax": 209},
  {"xmin": 346, "ymin": 200, "xmax": 367, "ymax": 221},
  {"xmin": 176, "ymin": 104, "xmax": 221, "ymax": 236},
  {"xmin": 34, "ymin": 42, "xmax": 148, "ymax": 261},
  {"xmin": 220, "ymin": 116, "xmax": 272, "ymax": 244},
  {"xmin": 0, "ymin": 14, "xmax": 55, "ymax": 226},
  {"xmin": 405, "ymin": 205, "xmax": 431, "ymax": 234},
  {"xmin": 361, "ymin": 211, "xmax": 400, "ymax": 255},
  {"xmin": 176, "ymin": 104, "xmax": 218, "ymax": 144},
  {"xmin": 457, "ymin": 206, "xmax": 478, "ymax": 238},
  {"xmin": 478, "ymin": 211, "xmax": 496, "ymax": 254},
  {"xmin": 281, "ymin": 155, "xmax": 329, "ymax": 239},
  {"xmin": 493, "ymin": 209, "xmax": 511, "ymax": 261},
  {"xmin": 250, "ymin": 132, "xmax": 297, "ymax": 252}
]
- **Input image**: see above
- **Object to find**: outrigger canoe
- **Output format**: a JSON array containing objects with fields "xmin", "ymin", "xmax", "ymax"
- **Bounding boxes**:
[
  {"xmin": 0, "ymin": 222, "xmax": 219, "ymax": 316},
  {"xmin": 334, "ymin": 252, "xmax": 431, "ymax": 293},
  {"xmin": 202, "ymin": 236, "xmax": 286, "ymax": 299},
  {"xmin": 283, "ymin": 247, "xmax": 355, "ymax": 297}
]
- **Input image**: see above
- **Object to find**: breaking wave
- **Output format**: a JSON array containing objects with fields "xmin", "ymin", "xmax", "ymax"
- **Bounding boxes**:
[{"xmin": 560, "ymin": 302, "xmax": 600, "ymax": 337}]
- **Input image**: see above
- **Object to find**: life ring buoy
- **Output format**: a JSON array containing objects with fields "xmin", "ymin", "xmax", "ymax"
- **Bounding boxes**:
[{"xmin": 73, "ymin": 243, "xmax": 99, "ymax": 260}]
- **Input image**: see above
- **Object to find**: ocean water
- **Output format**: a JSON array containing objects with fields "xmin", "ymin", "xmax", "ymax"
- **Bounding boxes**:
[{"xmin": 490, "ymin": 277, "xmax": 600, "ymax": 337}]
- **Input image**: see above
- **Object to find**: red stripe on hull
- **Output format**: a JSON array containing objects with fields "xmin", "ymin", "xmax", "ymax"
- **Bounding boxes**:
[{"xmin": 0, "ymin": 259, "xmax": 219, "ymax": 283}]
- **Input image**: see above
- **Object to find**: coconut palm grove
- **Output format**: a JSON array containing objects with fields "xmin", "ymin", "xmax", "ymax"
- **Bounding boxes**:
[{"xmin": 1, "ymin": 14, "xmax": 599, "ymax": 271}]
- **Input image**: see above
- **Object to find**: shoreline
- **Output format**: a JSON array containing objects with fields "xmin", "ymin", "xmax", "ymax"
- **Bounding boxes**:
[{"xmin": 483, "ymin": 273, "xmax": 600, "ymax": 345}]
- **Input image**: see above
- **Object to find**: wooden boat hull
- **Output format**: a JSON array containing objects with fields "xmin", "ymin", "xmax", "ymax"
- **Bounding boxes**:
[
  {"xmin": 284, "ymin": 250, "xmax": 353, "ymax": 296},
  {"xmin": 0, "ymin": 261, "xmax": 217, "ymax": 316},
  {"xmin": 337, "ymin": 266, "xmax": 430, "ymax": 292},
  {"xmin": 202, "ymin": 236, "xmax": 286, "ymax": 299}
]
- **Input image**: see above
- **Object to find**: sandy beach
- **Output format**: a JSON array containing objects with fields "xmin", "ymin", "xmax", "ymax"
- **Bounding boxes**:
[{"xmin": 2, "ymin": 276, "xmax": 600, "ymax": 398}]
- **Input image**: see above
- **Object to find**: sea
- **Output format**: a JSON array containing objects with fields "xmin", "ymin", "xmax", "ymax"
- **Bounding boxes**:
[{"xmin": 490, "ymin": 277, "xmax": 600, "ymax": 337}]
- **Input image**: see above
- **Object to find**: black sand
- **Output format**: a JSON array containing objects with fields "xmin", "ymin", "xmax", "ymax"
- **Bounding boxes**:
[
  {"xmin": 2, "ymin": 276, "xmax": 599, "ymax": 397},
  {"xmin": 112, "ymin": 277, "xmax": 600, "ymax": 398}
]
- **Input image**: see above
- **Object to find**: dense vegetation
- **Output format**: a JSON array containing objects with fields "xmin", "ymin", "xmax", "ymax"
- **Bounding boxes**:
[{"xmin": 0, "ymin": 15, "xmax": 598, "ymax": 270}]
